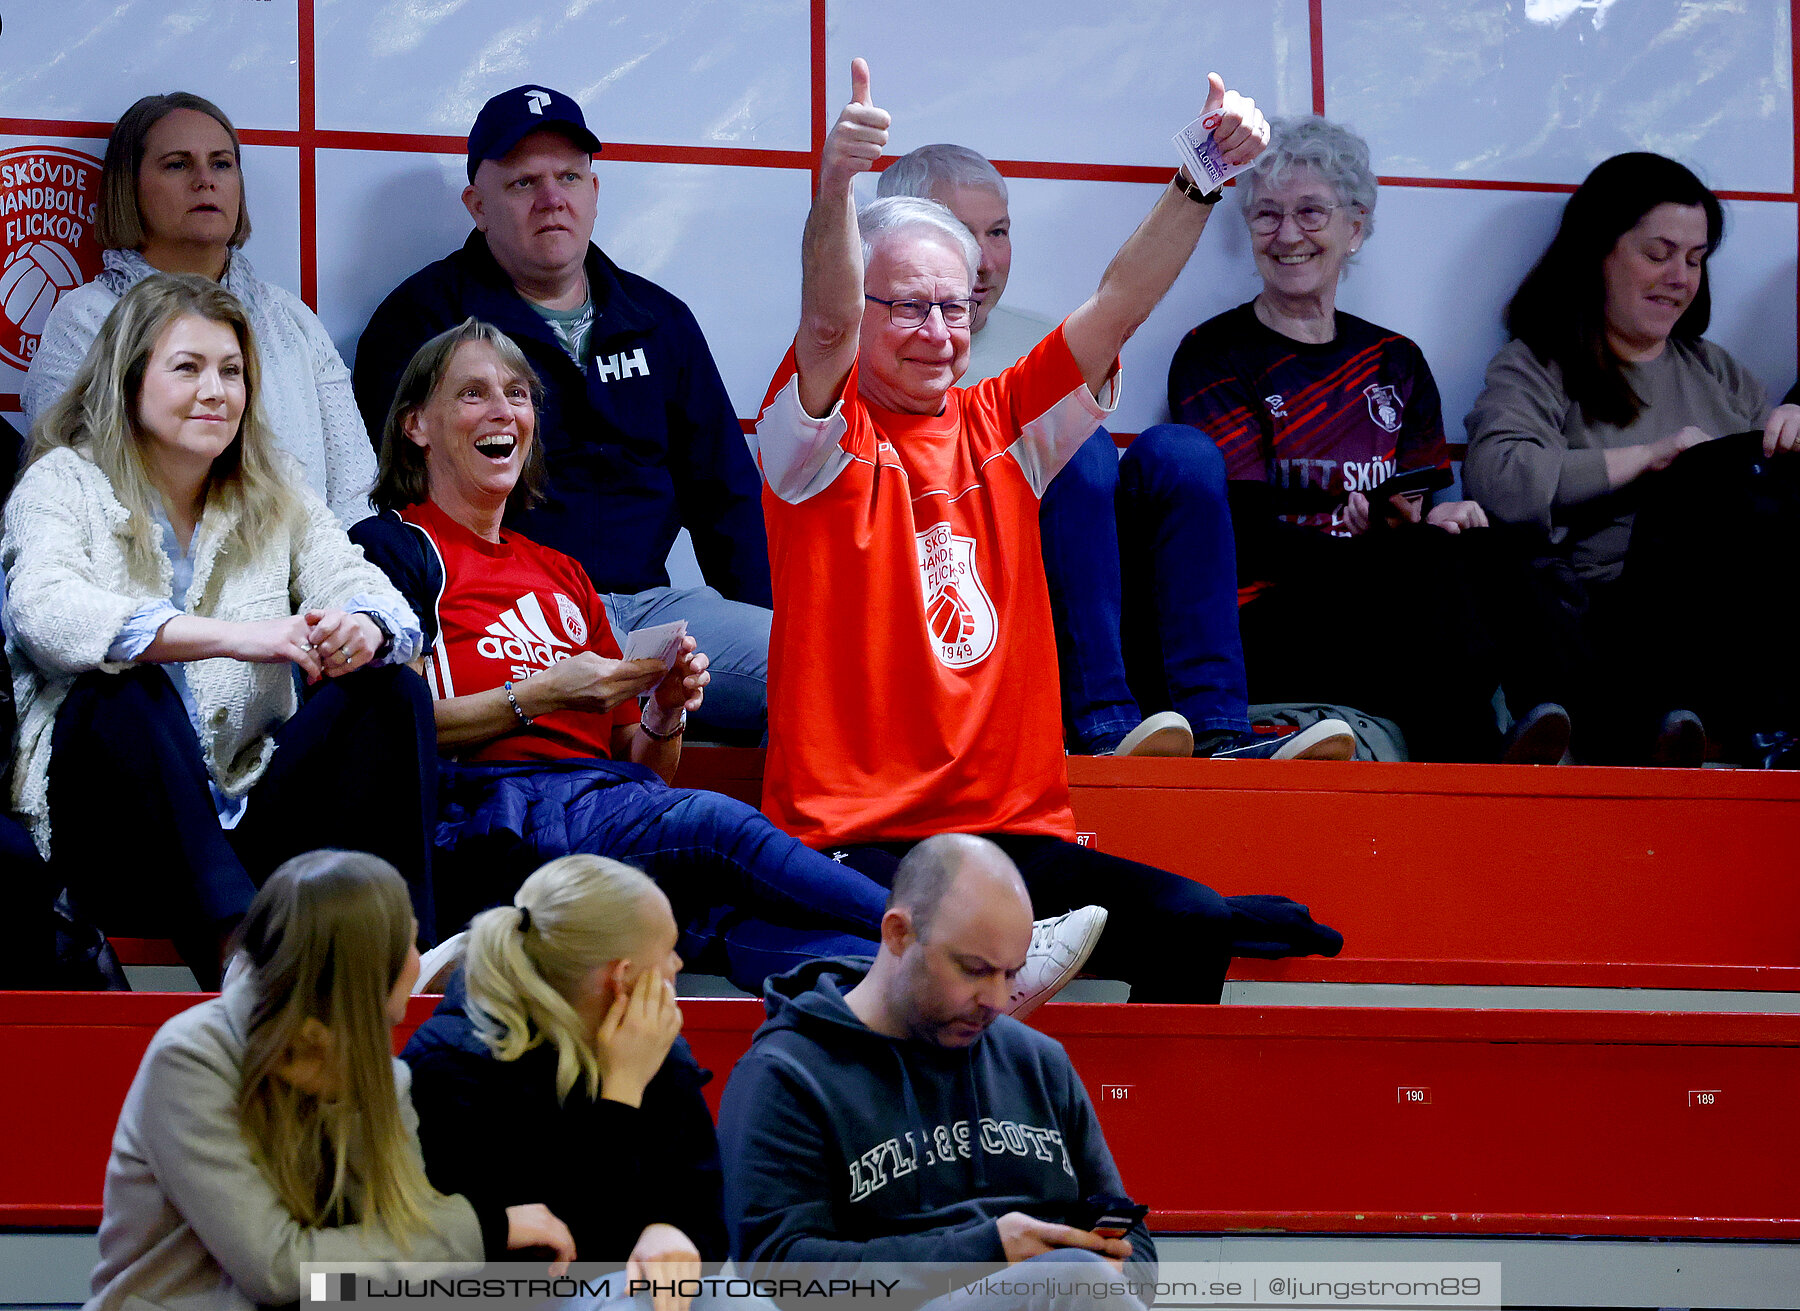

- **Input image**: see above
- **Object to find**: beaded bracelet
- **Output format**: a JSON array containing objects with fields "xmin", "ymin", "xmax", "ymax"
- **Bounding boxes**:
[
  {"xmin": 503, "ymin": 680, "xmax": 534, "ymax": 727},
  {"xmin": 639, "ymin": 709, "xmax": 687, "ymax": 741}
]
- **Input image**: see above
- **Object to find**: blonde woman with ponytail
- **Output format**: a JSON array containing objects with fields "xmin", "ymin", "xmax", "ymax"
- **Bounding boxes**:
[
  {"xmin": 405, "ymin": 855, "xmax": 726, "ymax": 1301},
  {"xmin": 2, "ymin": 272, "xmax": 436, "ymax": 987},
  {"xmin": 87, "ymin": 850, "xmax": 574, "ymax": 1311}
]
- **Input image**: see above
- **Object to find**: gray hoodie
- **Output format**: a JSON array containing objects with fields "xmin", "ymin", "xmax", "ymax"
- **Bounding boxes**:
[{"xmin": 717, "ymin": 958, "xmax": 1156, "ymax": 1304}]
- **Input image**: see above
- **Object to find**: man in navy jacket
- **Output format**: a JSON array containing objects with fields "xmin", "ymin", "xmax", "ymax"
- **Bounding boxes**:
[
  {"xmin": 354, "ymin": 84, "xmax": 771, "ymax": 741},
  {"xmin": 718, "ymin": 834, "xmax": 1153, "ymax": 1311}
]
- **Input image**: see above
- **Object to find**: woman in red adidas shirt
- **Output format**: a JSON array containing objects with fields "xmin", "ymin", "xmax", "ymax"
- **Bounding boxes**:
[{"xmin": 351, "ymin": 320, "xmax": 1097, "ymax": 1004}]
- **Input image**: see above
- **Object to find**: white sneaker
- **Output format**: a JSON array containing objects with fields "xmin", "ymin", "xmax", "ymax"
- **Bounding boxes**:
[
  {"xmin": 414, "ymin": 931, "xmax": 468, "ymax": 994},
  {"xmin": 1007, "ymin": 905, "xmax": 1107, "ymax": 1019},
  {"xmin": 1111, "ymin": 711, "xmax": 1193, "ymax": 757},
  {"xmin": 1269, "ymin": 718, "xmax": 1357, "ymax": 761}
]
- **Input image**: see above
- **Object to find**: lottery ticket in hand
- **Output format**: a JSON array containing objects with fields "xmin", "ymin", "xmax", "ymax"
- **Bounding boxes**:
[
  {"xmin": 1173, "ymin": 109, "xmax": 1256, "ymax": 193},
  {"xmin": 620, "ymin": 619, "xmax": 688, "ymax": 671}
]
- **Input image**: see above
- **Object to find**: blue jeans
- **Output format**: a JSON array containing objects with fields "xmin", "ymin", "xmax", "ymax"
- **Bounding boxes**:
[
  {"xmin": 1039, "ymin": 424, "xmax": 1248, "ymax": 752},
  {"xmin": 435, "ymin": 759, "xmax": 883, "ymax": 993},
  {"xmin": 619, "ymin": 787, "xmax": 885, "ymax": 988},
  {"xmin": 603, "ymin": 585, "xmax": 770, "ymax": 744}
]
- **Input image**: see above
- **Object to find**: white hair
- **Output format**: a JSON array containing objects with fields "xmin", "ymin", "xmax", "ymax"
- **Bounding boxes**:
[
  {"xmin": 1239, "ymin": 114, "xmax": 1378, "ymax": 245},
  {"xmin": 857, "ymin": 196, "xmax": 980, "ymax": 284},
  {"xmin": 877, "ymin": 143, "xmax": 1009, "ymax": 204}
]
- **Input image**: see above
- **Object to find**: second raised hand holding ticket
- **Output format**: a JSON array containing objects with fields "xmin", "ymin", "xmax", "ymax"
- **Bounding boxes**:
[{"xmin": 621, "ymin": 620, "xmax": 688, "ymax": 671}]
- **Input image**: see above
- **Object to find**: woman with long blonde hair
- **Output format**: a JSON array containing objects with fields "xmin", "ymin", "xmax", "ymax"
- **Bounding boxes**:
[
  {"xmin": 87, "ymin": 850, "xmax": 573, "ymax": 1311},
  {"xmin": 2, "ymin": 273, "xmax": 433, "ymax": 986},
  {"xmin": 404, "ymin": 855, "xmax": 725, "ymax": 1292}
]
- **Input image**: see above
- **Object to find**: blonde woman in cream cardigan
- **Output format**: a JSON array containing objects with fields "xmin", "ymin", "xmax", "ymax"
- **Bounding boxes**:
[{"xmin": 3, "ymin": 273, "xmax": 430, "ymax": 986}]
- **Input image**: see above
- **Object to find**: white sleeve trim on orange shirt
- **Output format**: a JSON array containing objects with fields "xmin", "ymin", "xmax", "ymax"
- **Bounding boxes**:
[
  {"xmin": 751, "ymin": 371, "xmax": 857, "ymax": 505},
  {"xmin": 1007, "ymin": 369, "xmax": 1121, "ymax": 499}
]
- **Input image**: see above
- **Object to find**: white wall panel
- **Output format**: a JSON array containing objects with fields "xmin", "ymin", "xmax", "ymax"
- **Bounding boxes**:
[
  {"xmin": 1702, "ymin": 198, "xmax": 1799, "ymax": 403},
  {"xmin": 591, "ymin": 162, "xmax": 810, "ymax": 415},
  {"xmin": 1333, "ymin": 185, "xmax": 1566, "ymax": 444},
  {"xmin": 237, "ymin": 145, "xmax": 303, "ymax": 306},
  {"xmin": 1325, "ymin": 0, "xmax": 1793, "ymax": 194},
  {"xmin": 0, "ymin": 1, "xmax": 299, "ymax": 130},
  {"xmin": 313, "ymin": 147, "xmax": 474, "ymax": 367},
  {"xmin": 314, "ymin": 0, "xmax": 811, "ymax": 149},
  {"xmin": 828, "ymin": 0, "xmax": 1314, "ymax": 165}
]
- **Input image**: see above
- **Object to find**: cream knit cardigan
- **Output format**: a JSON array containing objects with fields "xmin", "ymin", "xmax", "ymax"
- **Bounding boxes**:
[
  {"xmin": 22, "ymin": 248, "xmax": 376, "ymax": 527},
  {"xmin": 2, "ymin": 446, "xmax": 418, "ymax": 858}
]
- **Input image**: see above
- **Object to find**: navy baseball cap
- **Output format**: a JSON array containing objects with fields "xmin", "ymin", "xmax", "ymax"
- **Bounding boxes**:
[{"xmin": 467, "ymin": 85, "xmax": 602, "ymax": 181}]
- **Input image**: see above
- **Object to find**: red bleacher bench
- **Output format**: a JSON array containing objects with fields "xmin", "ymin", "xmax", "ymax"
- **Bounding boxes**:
[
  {"xmin": 107, "ymin": 750, "xmax": 1800, "ymax": 990},
  {"xmin": 105, "ymin": 939, "xmax": 187, "ymax": 968},
  {"xmin": 5, "ymin": 990, "xmax": 1796, "ymax": 1238},
  {"xmin": 670, "ymin": 749, "xmax": 1800, "ymax": 992}
]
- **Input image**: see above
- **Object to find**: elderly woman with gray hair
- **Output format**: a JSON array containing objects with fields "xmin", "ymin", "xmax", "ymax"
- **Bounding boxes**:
[{"xmin": 1168, "ymin": 115, "xmax": 1569, "ymax": 763}]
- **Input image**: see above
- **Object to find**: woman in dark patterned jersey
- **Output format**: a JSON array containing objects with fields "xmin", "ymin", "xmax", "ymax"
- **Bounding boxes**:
[{"xmin": 1169, "ymin": 116, "xmax": 1569, "ymax": 764}]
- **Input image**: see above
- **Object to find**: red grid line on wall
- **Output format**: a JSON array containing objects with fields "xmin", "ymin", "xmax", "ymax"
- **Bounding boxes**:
[
  {"xmin": 811, "ymin": 0, "xmax": 829, "ymax": 196},
  {"xmin": 297, "ymin": 0, "xmax": 318, "ymax": 308},
  {"xmin": 7, "ymin": 126, "xmax": 1792, "ymax": 205},
  {"xmin": 1310, "ymin": 0, "xmax": 1327, "ymax": 116}
]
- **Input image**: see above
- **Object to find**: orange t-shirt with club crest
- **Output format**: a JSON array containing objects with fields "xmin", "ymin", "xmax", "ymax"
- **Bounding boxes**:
[{"xmin": 754, "ymin": 324, "xmax": 1116, "ymax": 849}]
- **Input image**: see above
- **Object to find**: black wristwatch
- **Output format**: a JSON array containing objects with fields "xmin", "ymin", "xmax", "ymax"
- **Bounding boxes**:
[
  {"xmin": 364, "ymin": 612, "xmax": 395, "ymax": 656},
  {"xmin": 1172, "ymin": 169, "xmax": 1223, "ymax": 206}
]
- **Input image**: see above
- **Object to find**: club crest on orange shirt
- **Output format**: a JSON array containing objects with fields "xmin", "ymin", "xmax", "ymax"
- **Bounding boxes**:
[{"xmin": 916, "ymin": 521, "xmax": 997, "ymax": 668}]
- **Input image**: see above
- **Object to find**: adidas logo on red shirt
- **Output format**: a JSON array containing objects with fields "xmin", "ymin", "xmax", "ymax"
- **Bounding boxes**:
[{"xmin": 475, "ymin": 592, "xmax": 575, "ymax": 672}]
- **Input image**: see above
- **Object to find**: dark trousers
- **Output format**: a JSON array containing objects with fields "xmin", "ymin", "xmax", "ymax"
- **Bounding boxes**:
[
  {"xmin": 0, "ymin": 810, "xmax": 120, "ymax": 989},
  {"xmin": 1559, "ymin": 432, "xmax": 1800, "ymax": 760},
  {"xmin": 50, "ymin": 664, "xmax": 438, "ymax": 984},
  {"xmin": 1238, "ymin": 520, "xmax": 1564, "ymax": 762},
  {"xmin": 832, "ymin": 833, "xmax": 1234, "ymax": 1003}
]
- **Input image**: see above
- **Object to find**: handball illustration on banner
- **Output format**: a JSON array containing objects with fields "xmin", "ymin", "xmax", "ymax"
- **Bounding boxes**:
[{"xmin": 0, "ymin": 145, "xmax": 103, "ymax": 371}]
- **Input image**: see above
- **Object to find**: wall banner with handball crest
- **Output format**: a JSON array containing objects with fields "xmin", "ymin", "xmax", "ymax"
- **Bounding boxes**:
[{"xmin": 0, "ymin": 146, "xmax": 104, "ymax": 372}]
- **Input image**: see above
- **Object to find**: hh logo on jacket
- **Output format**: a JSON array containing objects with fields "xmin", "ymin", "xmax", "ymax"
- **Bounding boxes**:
[
  {"xmin": 846, "ymin": 1118, "xmax": 1075, "ymax": 1203},
  {"xmin": 916, "ymin": 522, "xmax": 996, "ymax": 669},
  {"xmin": 595, "ymin": 348, "xmax": 650, "ymax": 383}
]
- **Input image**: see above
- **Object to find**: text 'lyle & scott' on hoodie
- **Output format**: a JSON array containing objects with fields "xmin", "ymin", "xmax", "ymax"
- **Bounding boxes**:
[{"xmin": 717, "ymin": 958, "xmax": 1157, "ymax": 1303}]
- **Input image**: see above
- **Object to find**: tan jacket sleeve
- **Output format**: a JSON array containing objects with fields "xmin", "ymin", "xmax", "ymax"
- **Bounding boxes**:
[{"xmin": 130, "ymin": 1028, "xmax": 483, "ymax": 1306}]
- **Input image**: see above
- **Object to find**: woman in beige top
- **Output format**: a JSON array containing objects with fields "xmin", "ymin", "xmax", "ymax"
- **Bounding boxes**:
[
  {"xmin": 1464, "ymin": 151, "xmax": 1800, "ymax": 766},
  {"xmin": 87, "ymin": 850, "xmax": 573, "ymax": 1311}
]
